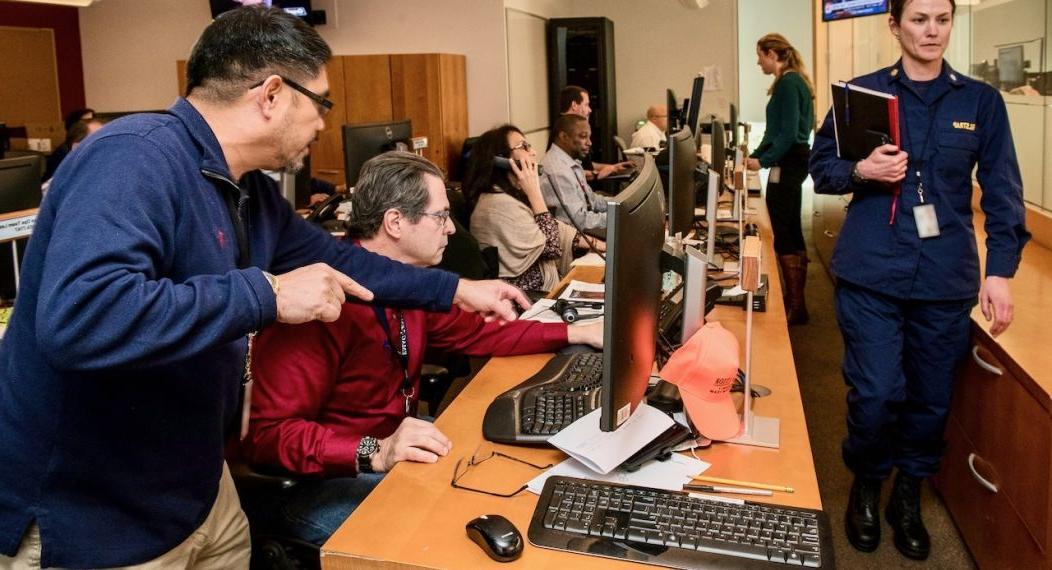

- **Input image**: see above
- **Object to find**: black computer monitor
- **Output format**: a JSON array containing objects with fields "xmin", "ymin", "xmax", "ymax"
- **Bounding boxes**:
[
  {"xmin": 666, "ymin": 127, "xmax": 698, "ymax": 238},
  {"xmin": 665, "ymin": 89, "xmax": 680, "ymax": 138},
  {"xmin": 729, "ymin": 103, "xmax": 739, "ymax": 148},
  {"xmin": 0, "ymin": 155, "xmax": 43, "ymax": 214},
  {"xmin": 342, "ymin": 120, "xmax": 412, "ymax": 187},
  {"xmin": 210, "ymin": 0, "xmax": 313, "ymax": 23},
  {"xmin": 684, "ymin": 75, "xmax": 705, "ymax": 139},
  {"xmin": 998, "ymin": 45, "xmax": 1025, "ymax": 90},
  {"xmin": 600, "ymin": 153, "xmax": 665, "ymax": 431},
  {"xmin": 710, "ymin": 117, "xmax": 727, "ymax": 187}
]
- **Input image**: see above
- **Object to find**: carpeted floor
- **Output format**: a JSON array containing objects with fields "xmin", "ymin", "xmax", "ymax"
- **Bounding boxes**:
[{"xmin": 788, "ymin": 216, "xmax": 977, "ymax": 569}]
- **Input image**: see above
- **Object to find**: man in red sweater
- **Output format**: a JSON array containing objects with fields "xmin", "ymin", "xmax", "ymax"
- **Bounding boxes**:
[{"xmin": 241, "ymin": 151, "xmax": 602, "ymax": 545}]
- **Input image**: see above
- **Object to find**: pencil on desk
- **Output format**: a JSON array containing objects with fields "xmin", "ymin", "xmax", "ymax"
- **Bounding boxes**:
[{"xmin": 691, "ymin": 475, "xmax": 794, "ymax": 494}]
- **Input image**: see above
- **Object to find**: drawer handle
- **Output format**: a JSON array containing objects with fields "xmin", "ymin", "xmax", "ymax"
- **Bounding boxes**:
[
  {"xmin": 823, "ymin": 230, "xmax": 836, "ymax": 238},
  {"xmin": 813, "ymin": 211, "xmax": 822, "ymax": 217},
  {"xmin": 967, "ymin": 453, "xmax": 999, "ymax": 493},
  {"xmin": 315, "ymin": 169, "xmax": 341, "ymax": 175},
  {"xmin": 971, "ymin": 345, "xmax": 1003, "ymax": 376}
]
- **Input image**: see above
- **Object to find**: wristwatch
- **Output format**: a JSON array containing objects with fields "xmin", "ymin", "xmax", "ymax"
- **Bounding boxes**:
[
  {"xmin": 261, "ymin": 271, "xmax": 280, "ymax": 295},
  {"xmin": 357, "ymin": 436, "xmax": 380, "ymax": 474},
  {"xmin": 850, "ymin": 162, "xmax": 868, "ymax": 184}
]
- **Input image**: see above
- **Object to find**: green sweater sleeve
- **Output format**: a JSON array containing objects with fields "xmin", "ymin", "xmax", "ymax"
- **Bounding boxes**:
[{"xmin": 751, "ymin": 74, "xmax": 805, "ymax": 168}]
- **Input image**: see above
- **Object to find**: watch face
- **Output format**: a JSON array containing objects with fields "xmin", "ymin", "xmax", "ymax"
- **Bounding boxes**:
[{"xmin": 358, "ymin": 437, "xmax": 379, "ymax": 457}]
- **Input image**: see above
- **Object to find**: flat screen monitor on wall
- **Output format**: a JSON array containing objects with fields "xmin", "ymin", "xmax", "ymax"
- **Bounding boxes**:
[
  {"xmin": 822, "ymin": 0, "xmax": 888, "ymax": 21},
  {"xmin": 210, "ymin": 0, "xmax": 312, "ymax": 23},
  {"xmin": 998, "ymin": 45, "xmax": 1026, "ymax": 90}
]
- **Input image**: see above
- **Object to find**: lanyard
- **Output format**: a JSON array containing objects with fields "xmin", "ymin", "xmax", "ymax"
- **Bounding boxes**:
[
  {"xmin": 372, "ymin": 306, "xmax": 415, "ymax": 417},
  {"xmin": 895, "ymin": 81, "xmax": 945, "ymax": 211}
]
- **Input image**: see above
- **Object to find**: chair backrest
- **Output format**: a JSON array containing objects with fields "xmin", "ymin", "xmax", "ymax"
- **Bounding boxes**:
[{"xmin": 612, "ymin": 135, "xmax": 628, "ymax": 162}]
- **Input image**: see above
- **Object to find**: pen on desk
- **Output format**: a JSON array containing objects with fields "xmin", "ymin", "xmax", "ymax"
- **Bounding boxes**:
[
  {"xmin": 691, "ymin": 475, "xmax": 794, "ymax": 494},
  {"xmin": 683, "ymin": 484, "xmax": 773, "ymax": 496}
]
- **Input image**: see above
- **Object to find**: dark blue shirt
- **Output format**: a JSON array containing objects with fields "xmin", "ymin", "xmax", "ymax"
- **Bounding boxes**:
[
  {"xmin": 0, "ymin": 99, "xmax": 459, "ymax": 567},
  {"xmin": 809, "ymin": 60, "xmax": 1030, "ymax": 300}
]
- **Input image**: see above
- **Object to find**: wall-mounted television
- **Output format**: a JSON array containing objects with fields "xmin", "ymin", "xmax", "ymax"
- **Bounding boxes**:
[
  {"xmin": 210, "ymin": 0, "xmax": 313, "ymax": 24},
  {"xmin": 822, "ymin": 0, "xmax": 889, "ymax": 22}
]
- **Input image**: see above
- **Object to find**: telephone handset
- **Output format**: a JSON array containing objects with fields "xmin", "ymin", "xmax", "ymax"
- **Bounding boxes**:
[{"xmin": 493, "ymin": 156, "xmax": 543, "ymax": 176}]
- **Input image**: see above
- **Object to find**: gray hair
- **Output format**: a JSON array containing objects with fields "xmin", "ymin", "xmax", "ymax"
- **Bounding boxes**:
[
  {"xmin": 185, "ymin": 6, "xmax": 332, "ymax": 102},
  {"xmin": 348, "ymin": 151, "xmax": 445, "ymax": 239}
]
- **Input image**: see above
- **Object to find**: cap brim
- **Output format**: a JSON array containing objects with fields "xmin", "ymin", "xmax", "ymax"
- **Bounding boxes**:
[{"xmin": 680, "ymin": 389, "xmax": 741, "ymax": 440}]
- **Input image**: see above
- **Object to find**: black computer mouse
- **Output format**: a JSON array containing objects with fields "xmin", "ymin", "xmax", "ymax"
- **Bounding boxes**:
[{"xmin": 465, "ymin": 514, "xmax": 523, "ymax": 562}]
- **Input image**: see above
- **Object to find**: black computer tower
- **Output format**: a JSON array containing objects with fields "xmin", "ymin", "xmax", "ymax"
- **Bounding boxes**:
[{"xmin": 547, "ymin": 17, "xmax": 618, "ymax": 164}]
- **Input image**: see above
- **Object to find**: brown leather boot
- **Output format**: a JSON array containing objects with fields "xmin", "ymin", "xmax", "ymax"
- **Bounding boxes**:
[{"xmin": 778, "ymin": 254, "xmax": 809, "ymax": 325}]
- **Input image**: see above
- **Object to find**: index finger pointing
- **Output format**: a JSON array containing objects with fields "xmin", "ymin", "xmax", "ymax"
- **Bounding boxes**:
[{"xmin": 334, "ymin": 271, "xmax": 374, "ymax": 302}]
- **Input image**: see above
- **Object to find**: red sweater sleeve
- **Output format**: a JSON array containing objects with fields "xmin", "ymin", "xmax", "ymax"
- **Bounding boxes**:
[
  {"xmin": 240, "ymin": 318, "xmax": 362, "ymax": 477},
  {"xmin": 425, "ymin": 306, "xmax": 568, "ymax": 355}
]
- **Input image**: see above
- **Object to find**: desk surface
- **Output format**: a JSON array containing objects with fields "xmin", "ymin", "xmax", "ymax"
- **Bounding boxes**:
[{"xmin": 321, "ymin": 200, "xmax": 820, "ymax": 569}]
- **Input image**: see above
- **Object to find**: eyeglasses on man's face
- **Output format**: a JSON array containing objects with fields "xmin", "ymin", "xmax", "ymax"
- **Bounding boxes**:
[
  {"xmin": 420, "ymin": 209, "xmax": 452, "ymax": 227},
  {"xmin": 450, "ymin": 448, "xmax": 553, "ymax": 498},
  {"xmin": 251, "ymin": 75, "xmax": 334, "ymax": 116}
]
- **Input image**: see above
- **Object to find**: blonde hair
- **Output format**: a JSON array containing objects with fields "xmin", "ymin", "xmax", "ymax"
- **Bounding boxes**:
[{"xmin": 757, "ymin": 33, "xmax": 815, "ymax": 98}]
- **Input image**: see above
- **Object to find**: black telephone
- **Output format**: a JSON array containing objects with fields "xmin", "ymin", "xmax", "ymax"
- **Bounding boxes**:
[
  {"xmin": 306, "ymin": 193, "xmax": 350, "ymax": 231},
  {"xmin": 493, "ymin": 156, "xmax": 543, "ymax": 176}
]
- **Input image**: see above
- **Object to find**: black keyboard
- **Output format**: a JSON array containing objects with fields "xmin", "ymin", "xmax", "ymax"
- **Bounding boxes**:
[
  {"xmin": 482, "ymin": 352, "xmax": 603, "ymax": 444},
  {"xmin": 529, "ymin": 477, "xmax": 834, "ymax": 568}
]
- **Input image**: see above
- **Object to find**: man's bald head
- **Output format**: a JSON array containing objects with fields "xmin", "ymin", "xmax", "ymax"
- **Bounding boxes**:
[{"xmin": 647, "ymin": 105, "xmax": 668, "ymax": 132}]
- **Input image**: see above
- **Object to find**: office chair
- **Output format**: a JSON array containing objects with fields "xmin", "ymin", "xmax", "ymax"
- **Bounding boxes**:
[{"xmin": 227, "ymin": 455, "xmax": 321, "ymax": 570}]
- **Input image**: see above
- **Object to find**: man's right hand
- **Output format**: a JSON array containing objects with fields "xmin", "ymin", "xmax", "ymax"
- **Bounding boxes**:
[
  {"xmin": 857, "ymin": 144, "xmax": 908, "ymax": 184},
  {"xmin": 272, "ymin": 263, "xmax": 374, "ymax": 324},
  {"xmin": 371, "ymin": 417, "xmax": 452, "ymax": 473}
]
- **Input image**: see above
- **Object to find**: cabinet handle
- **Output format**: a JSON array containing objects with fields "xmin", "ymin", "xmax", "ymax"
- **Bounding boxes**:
[
  {"xmin": 823, "ymin": 230, "xmax": 836, "ymax": 238},
  {"xmin": 813, "ymin": 211, "xmax": 822, "ymax": 217},
  {"xmin": 315, "ymin": 169, "xmax": 340, "ymax": 175},
  {"xmin": 967, "ymin": 453, "xmax": 999, "ymax": 493},
  {"xmin": 971, "ymin": 345, "xmax": 1003, "ymax": 376}
]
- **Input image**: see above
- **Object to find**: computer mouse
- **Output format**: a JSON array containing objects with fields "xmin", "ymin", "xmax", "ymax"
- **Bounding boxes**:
[{"xmin": 465, "ymin": 514, "xmax": 523, "ymax": 562}]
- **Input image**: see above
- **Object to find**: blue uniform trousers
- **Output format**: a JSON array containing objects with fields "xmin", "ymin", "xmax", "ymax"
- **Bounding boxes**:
[{"xmin": 835, "ymin": 280, "xmax": 973, "ymax": 479}]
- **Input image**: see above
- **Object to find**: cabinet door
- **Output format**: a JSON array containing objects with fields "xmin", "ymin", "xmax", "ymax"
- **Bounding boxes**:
[
  {"xmin": 390, "ymin": 54, "xmax": 467, "ymax": 177},
  {"xmin": 309, "ymin": 56, "xmax": 348, "ymax": 186},
  {"xmin": 935, "ymin": 419, "xmax": 1047, "ymax": 569}
]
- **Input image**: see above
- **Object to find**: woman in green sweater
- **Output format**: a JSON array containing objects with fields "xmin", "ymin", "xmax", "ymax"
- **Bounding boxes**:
[{"xmin": 747, "ymin": 33, "xmax": 815, "ymax": 325}]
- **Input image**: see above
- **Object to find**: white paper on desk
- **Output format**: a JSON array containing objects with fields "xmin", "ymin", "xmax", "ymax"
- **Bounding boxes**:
[
  {"xmin": 547, "ymin": 404, "xmax": 673, "ymax": 475},
  {"xmin": 527, "ymin": 454, "xmax": 711, "ymax": 495},
  {"xmin": 521, "ymin": 298, "xmax": 604, "ymax": 326},
  {"xmin": 570, "ymin": 252, "xmax": 606, "ymax": 267}
]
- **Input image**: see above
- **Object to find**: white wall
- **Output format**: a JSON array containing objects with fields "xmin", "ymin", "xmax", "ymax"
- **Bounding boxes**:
[
  {"xmin": 546, "ymin": 0, "xmax": 739, "ymax": 138},
  {"xmin": 79, "ymin": 0, "xmax": 509, "ymax": 134},
  {"xmin": 78, "ymin": 0, "xmax": 740, "ymax": 141},
  {"xmin": 736, "ymin": 0, "xmax": 812, "ymax": 124}
]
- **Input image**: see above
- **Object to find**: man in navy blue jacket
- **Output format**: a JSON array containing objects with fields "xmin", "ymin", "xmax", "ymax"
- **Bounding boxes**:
[{"xmin": 0, "ymin": 7, "xmax": 526, "ymax": 569}]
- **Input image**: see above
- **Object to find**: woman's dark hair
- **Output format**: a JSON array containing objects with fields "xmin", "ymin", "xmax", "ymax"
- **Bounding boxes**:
[
  {"xmin": 889, "ymin": 0, "xmax": 956, "ymax": 22},
  {"xmin": 462, "ymin": 124, "xmax": 531, "ymax": 210},
  {"xmin": 185, "ymin": 6, "xmax": 331, "ymax": 102}
]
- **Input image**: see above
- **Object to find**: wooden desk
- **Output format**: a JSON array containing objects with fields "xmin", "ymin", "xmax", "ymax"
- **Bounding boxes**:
[{"xmin": 321, "ymin": 199, "xmax": 821, "ymax": 569}]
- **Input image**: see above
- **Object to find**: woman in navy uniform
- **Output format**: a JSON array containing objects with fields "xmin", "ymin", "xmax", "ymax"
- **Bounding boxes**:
[{"xmin": 809, "ymin": 0, "xmax": 1030, "ymax": 560}]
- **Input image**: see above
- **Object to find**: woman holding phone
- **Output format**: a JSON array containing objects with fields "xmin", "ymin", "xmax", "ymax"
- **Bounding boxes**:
[
  {"xmin": 465, "ymin": 125, "xmax": 602, "ymax": 293},
  {"xmin": 809, "ymin": 0, "xmax": 1029, "ymax": 560},
  {"xmin": 747, "ymin": 33, "xmax": 816, "ymax": 325}
]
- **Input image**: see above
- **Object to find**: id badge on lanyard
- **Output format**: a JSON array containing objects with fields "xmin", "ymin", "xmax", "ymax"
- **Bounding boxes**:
[{"xmin": 913, "ymin": 176, "xmax": 940, "ymax": 239}]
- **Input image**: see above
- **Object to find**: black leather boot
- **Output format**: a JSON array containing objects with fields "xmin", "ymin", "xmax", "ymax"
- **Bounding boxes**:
[
  {"xmin": 885, "ymin": 472, "xmax": 931, "ymax": 560},
  {"xmin": 845, "ymin": 476, "xmax": 882, "ymax": 552}
]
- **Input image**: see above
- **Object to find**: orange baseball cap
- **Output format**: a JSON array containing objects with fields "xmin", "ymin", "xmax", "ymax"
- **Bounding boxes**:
[{"xmin": 659, "ymin": 322, "xmax": 742, "ymax": 440}]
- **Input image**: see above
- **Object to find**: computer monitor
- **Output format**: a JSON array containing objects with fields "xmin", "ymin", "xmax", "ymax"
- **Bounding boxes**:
[
  {"xmin": 703, "ymin": 169, "xmax": 720, "ymax": 268},
  {"xmin": 998, "ymin": 45, "xmax": 1025, "ymax": 90},
  {"xmin": 601, "ymin": 153, "xmax": 665, "ymax": 431},
  {"xmin": 729, "ymin": 103, "xmax": 739, "ymax": 148},
  {"xmin": 710, "ymin": 117, "xmax": 727, "ymax": 188},
  {"xmin": 685, "ymin": 75, "xmax": 705, "ymax": 139},
  {"xmin": 666, "ymin": 88, "xmax": 681, "ymax": 138},
  {"xmin": 666, "ymin": 127, "xmax": 698, "ymax": 238},
  {"xmin": 210, "ymin": 0, "xmax": 313, "ymax": 23},
  {"xmin": 0, "ymin": 155, "xmax": 43, "ymax": 214},
  {"xmin": 342, "ymin": 120, "xmax": 412, "ymax": 187}
]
